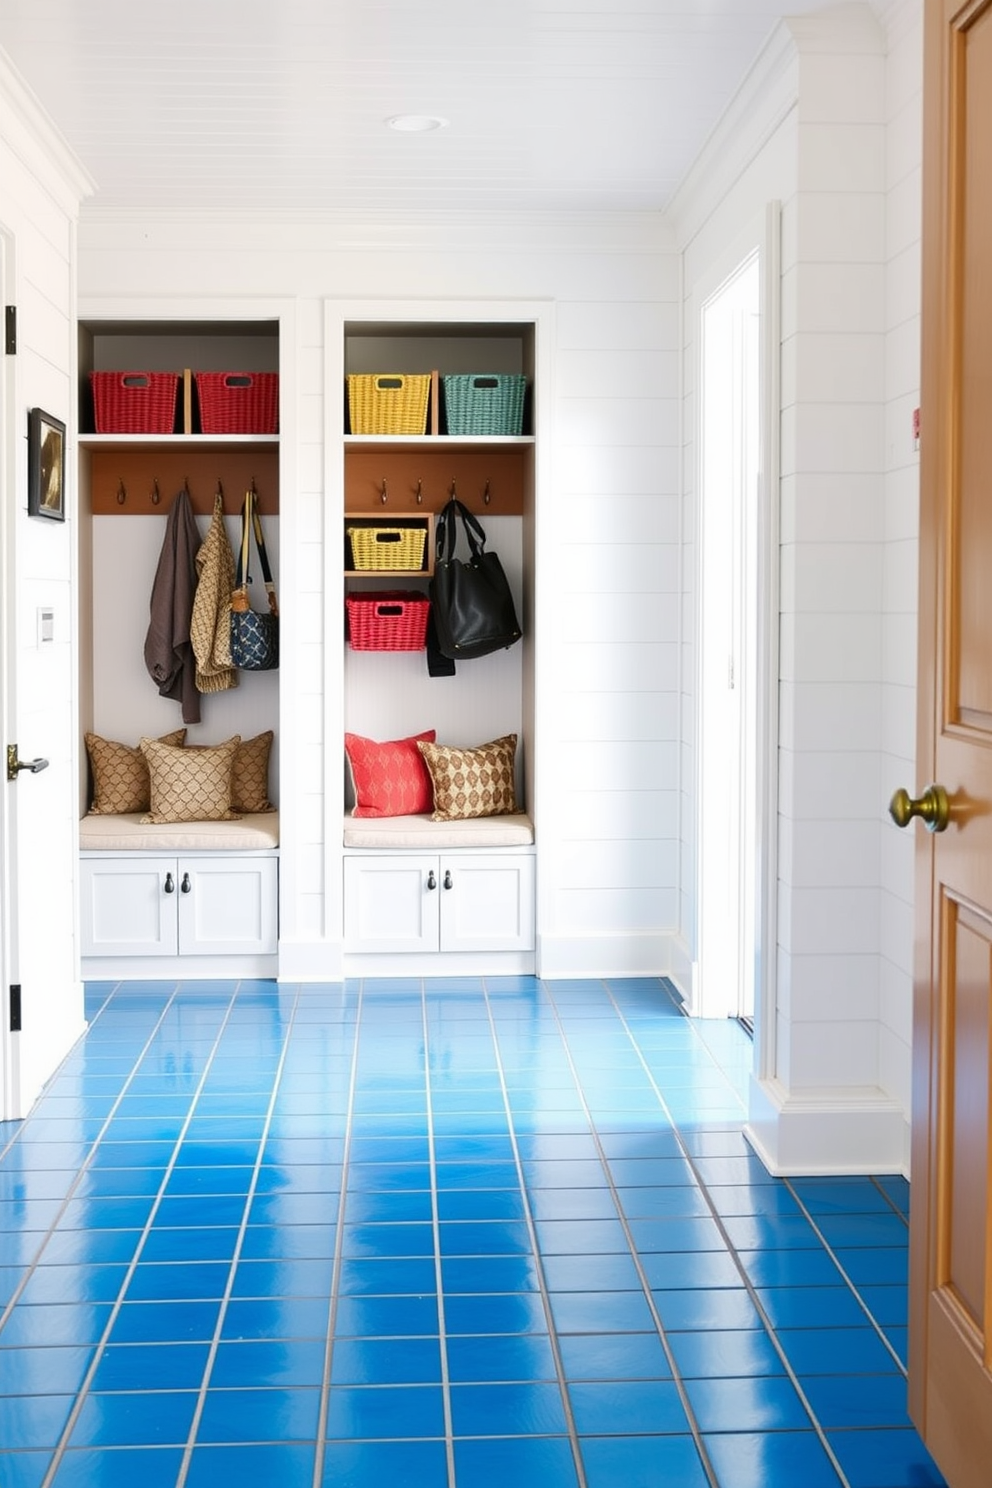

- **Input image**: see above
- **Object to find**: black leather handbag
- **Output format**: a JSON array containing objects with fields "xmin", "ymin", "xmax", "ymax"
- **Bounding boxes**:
[{"xmin": 429, "ymin": 498, "xmax": 522, "ymax": 660}]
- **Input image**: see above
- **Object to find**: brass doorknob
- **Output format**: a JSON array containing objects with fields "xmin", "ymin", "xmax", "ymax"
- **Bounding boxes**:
[{"xmin": 889, "ymin": 784, "xmax": 950, "ymax": 833}]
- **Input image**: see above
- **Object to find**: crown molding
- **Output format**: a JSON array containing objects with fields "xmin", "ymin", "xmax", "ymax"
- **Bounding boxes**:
[
  {"xmin": 668, "ymin": 2, "xmax": 887, "ymax": 252},
  {"xmin": 0, "ymin": 46, "xmax": 94, "ymax": 210}
]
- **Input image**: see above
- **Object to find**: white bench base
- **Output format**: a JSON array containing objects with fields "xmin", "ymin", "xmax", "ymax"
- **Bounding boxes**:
[
  {"xmin": 343, "ymin": 814, "xmax": 535, "ymax": 972},
  {"xmin": 80, "ymin": 814, "xmax": 280, "ymax": 980}
]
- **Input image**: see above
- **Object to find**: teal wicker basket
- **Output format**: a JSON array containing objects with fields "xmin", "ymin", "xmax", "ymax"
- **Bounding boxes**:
[{"xmin": 442, "ymin": 373, "xmax": 527, "ymax": 436}]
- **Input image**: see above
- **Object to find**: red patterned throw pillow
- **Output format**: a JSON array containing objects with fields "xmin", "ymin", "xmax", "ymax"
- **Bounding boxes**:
[{"xmin": 345, "ymin": 730, "xmax": 436, "ymax": 818}]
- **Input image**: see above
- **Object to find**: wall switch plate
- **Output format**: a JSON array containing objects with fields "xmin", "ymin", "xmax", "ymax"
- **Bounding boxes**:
[{"xmin": 37, "ymin": 608, "xmax": 54, "ymax": 644}]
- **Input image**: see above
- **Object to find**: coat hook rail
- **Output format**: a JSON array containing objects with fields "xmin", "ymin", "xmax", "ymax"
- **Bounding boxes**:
[{"xmin": 89, "ymin": 448, "xmax": 280, "ymax": 516}]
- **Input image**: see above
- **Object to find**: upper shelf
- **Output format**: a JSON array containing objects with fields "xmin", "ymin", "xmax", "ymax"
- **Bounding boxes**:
[
  {"xmin": 344, "ymin": 434, "xmax": 534, "ymax": 449},
  {"xmin": 79, "ymin": 433, "xmax": 279, "ymax": 451}
]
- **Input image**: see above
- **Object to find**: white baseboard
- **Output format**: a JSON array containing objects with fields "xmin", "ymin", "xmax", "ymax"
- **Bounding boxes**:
[
  {"xmin": 666, "ymin": 936, "xmax": 695, "ymax": 1010},
  {"xmin": 536, "ymin": 931, "xmax": 675, "ymax": 980},
  {"xmin": 342, "ymin": 950, "xmax": 536, "ymax": 978},
  {"xmin": 276, "ymin": 938, "xmax": 343, "ymax": 982},
  {"xmin": 745, "ymin": 1074, "xmax": 910, "ymax": 1177},
  {"xmin": 81, "ymin": 955, "xmax": 279, "ymax": 981}
]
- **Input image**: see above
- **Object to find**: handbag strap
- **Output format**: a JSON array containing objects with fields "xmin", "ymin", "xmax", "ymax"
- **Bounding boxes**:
[
  {"xmin": 235, "ymin": 488, "xmax": 279, "ymax": 615},
  {"xmin": 436, "ymin": 497, "xmax": 487, "ymax": 565}
]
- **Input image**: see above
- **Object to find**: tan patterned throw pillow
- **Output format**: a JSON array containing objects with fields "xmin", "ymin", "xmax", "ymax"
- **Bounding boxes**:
[
  {"xmin": 417, "ymin": 734, "xmax": 518, "ymax": 822},
  {"xmin": 86, "ymin": 729, "xmax": 187, "ymax": 815},
  {"xmin": 187, "ymin": 730, "xmax": 275, "ymax": 813},
  {"xmin": 139, "ymin": 735, "xmax": 241, "ymax": 824},
  {"xmin": 231, "ymin": 730, "xmax": 275, "ymax": 813}
]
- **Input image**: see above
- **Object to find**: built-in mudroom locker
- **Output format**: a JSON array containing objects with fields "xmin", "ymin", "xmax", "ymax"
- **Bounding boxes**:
[
  {"xmin": 337, "ymin": 314, "xmax": 538, "ymax": 976},
  {"xmin": 76, "ymin": 319, "xmax": 281, "ymax": 979}
]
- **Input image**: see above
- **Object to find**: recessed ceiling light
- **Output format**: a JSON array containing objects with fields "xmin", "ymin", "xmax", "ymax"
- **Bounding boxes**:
[{"xmin": 386, "ymin": 114, "xmax": 448, "ymax": 133}]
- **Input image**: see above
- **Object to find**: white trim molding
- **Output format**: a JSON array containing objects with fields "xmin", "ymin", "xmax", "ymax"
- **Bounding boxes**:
[
  {"xmin": 746, "ymin": 1075, "xmax": 909, "ymax": 1176},
  {"xmin": 537, "ymin": 931, "xmax": 677, "ymax": 981}
]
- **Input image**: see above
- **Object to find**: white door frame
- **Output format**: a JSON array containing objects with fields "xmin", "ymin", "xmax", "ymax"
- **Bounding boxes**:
[{"xmin": 691, "ymin": 204, "xmax": 780, "ymax": 1070}]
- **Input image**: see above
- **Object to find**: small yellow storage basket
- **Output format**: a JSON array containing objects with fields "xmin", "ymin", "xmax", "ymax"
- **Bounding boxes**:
[
  {"xmin": 347, "ymin": 526, "xmax": 427, "ymax": 571},
  {"xmin": 347, "ymin": 373, "xmax": 431, "ymax": 435}
]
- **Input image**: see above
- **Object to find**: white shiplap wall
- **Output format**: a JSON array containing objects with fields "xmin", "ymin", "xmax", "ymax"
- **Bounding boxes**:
[
  {"xmin": 76, "ymin": 214, "xmax": 682, "ymax": 980},
  {"xmin": 674, "ymin": 3, "xmax": 916, "ymax": 1173},
  {"xmin": 777, "ymin": 8, "xmax": 888, "ymax": 1103}
]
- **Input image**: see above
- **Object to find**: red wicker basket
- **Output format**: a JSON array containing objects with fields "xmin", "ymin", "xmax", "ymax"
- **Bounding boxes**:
[
  {"xmin": 90, "ymin": 371, "xmax": 179, "ymax": 433},
  {"xmin": 346, "ymin": 591, "xmax": 430, "ymax": 651},
  {"xmin": 195, "ymin": 372, "xmax": 279, "ymax": 434}
]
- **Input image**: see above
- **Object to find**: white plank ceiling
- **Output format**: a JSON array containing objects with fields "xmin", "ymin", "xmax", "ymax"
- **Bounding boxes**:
[{"xmin": 1, "ymin": 0, "xmax": 862, "ymax": 218}]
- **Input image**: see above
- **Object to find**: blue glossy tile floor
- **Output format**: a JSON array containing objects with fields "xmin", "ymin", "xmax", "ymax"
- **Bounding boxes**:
[{"xmin": 0, "ymin": 976, "xmax": 947, "ymax": 1488}]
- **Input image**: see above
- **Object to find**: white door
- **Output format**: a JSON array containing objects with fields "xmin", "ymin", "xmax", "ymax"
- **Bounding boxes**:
[
  {"xmin": 0, "ymin": 223, "xmax": 84, "ymax": 1118},
  {"xmin": 0, "ymin": 228, "xmax": 14, "ymax": 1120}
]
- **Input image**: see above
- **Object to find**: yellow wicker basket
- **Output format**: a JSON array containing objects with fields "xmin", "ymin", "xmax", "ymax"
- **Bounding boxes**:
[
  {"xmin": 347, "ymin": 525, "xmax": 427, "ymax": 571},
  {"xmin": 347, "ymin": 373, "xmax": 431, "ymax": 435}
]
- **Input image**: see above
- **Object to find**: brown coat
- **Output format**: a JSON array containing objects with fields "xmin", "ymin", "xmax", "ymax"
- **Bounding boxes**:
[{"xmin": 143, "ymin": 487, "xmax": 202, "ymax": 724}]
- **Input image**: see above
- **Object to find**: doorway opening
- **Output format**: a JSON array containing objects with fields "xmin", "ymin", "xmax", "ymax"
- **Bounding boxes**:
[{"xmin": 696, "ymin": 248, "xmax": 762, "ymax": 1027}]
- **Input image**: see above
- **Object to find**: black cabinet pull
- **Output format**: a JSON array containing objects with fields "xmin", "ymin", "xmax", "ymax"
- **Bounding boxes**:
[
  {"xmin": 164, "ymin": 873, "xmax": 175, "ymax": 894},
  {"xmin": 427, "ymin": 870, "xmax": 437, "ymax": 890},
  {"xmin": 443, "ymin": 870, "xmax": 453, "ymax": 890},
  {"xmin": 180, "ymin": 873, "xmax": 191, "ymax": 894}
]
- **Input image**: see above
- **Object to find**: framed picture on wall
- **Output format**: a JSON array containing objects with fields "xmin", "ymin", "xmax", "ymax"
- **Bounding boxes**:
[{"xmin": 27, "ymin": 407, "xmax": 66, "ymax": 522}]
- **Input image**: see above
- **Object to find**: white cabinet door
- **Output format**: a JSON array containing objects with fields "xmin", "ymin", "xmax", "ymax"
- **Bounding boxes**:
[
  {"xmin": 178, "ymin": 857, "xmax": 279, "ymax": 956},
  {"xmin": 80, "ymin": 857, "xmax": 179, "ymax": 957},
  {"xmin": 344, "ymin": 855, "xmax": 439, "ymax": 953},
  {"xmin": 440, "ymin": 854, "xmax": 535, "ymax": 953},
  {"xmin": 344, "ymin": 852, "xmax": 536, "ymax": 956},
  {"xmin": 81, "ymin": 855, "xmax": 279, "ymax": 960}
]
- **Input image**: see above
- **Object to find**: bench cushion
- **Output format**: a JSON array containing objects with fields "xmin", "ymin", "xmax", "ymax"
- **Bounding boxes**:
[
  {"xmin": 343, "ymin": 812, "xmax": 534, "ymax": 850},
  {"xmin": 80, "ymin": 813, "xmax": 279, "ymax": 852}
]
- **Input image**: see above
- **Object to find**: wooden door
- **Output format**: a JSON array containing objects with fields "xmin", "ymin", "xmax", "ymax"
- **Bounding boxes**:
[{"xmin": 909, "ymin": 4, "xmax": 992, "ymax": 1482}]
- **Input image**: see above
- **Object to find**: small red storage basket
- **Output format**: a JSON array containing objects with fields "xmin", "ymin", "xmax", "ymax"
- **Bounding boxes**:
[
  {"xmin": 90, "ymin": 371, "xmax": 179, "ymax": 433},
  {"xmin": 195, "ymin": 372, "xmax": 279, "ymax": 434},
  {"xmin": 346, "ymin": 591, "xmax": 430, "ymax": 651}
]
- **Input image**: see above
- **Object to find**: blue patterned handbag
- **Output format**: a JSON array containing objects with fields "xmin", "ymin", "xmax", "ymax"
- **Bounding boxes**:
[{"xmin": 230, "ymin": 487, "xmax": 279, "ymax": 670}]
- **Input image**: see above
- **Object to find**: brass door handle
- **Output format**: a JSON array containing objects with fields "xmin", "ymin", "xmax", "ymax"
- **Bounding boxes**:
[
  {"xmin": 6, "ymin": 745, "xmax": 49, "ymax": 782},
  {"xmin": 889, "ymin": 784, "xmax": 950, "ymax": 833}
]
